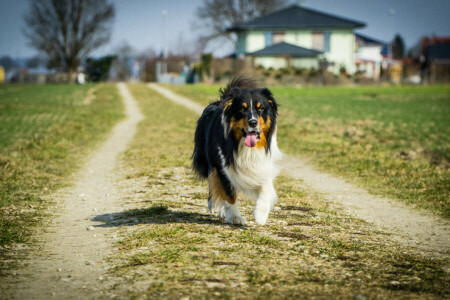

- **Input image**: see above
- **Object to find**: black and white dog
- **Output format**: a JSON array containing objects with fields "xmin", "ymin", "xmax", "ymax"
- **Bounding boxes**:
[{"xmin": 193, "ymin": 76, "xmax": 282, "ymax": 225}]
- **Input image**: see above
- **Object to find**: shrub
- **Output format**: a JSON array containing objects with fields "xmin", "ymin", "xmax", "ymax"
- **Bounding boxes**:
[
  {"xmin": 308, "ymin": 68, "xmax": 318, "ymax": 77},
  {"xmin": 294, "ymin": 68, "xmax": 305, "ymax": 75},
  {"xmin": 279, "ymin": 67, "xmax": 290, "ymax": 75}
]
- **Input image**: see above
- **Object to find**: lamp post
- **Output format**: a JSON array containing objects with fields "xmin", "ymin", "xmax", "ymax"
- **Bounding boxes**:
[
  {"xmin": 161, "ymin": 9, "xmax": 168, "ymax": 60},
  {"xmin": 388, "ymin": 8, "xmax": 395, "ymax": 60}
]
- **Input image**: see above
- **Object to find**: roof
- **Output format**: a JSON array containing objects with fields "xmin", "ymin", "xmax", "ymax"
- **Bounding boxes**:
[
  {"xmin": 249, "ymin": 42, "xmax": 322, "ymax": 57},
  {"xmin": 355, "ymin": 33, "xmax": 385, "ymax": 46},
  {"xmin": 228, "ymin": 5, "xmax": 365, "ymax": 31},
  {"xmin": 426, "ymin": 44, "xmax": 450, "ymax": 61}
]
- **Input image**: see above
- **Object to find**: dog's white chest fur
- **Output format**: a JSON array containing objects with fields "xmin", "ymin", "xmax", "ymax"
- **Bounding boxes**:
[{"xmin": 226, "ymin": 134, "xmax": 282, "ymax": 200}]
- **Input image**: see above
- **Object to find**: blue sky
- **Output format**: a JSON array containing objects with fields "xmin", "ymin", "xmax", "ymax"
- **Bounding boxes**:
[{"xmin": 0, "ymin": 0, "xmax": 449, "ymax": 58}]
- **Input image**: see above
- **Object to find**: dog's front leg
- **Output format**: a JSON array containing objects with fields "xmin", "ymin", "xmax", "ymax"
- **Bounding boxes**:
[
  {"xmin": 224, "ymin": 201, "xmax": 246, "ymax": 225},
  {"xmin": 253, "ymin": 182, "xmax": 277, "ymax": 225}
]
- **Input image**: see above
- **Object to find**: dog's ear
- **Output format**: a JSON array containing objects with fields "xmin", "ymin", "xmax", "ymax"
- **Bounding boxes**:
[
  {"xmin": 261, "ymin": 88, "xmax": 277, "ymax": 112},
  {"xmin": 222, "ymin": 87, "xmax": 241, "ymax": 111},
  {"xmin": 223, "ymin": 99, "xmax": 233, "ymax": 110}
]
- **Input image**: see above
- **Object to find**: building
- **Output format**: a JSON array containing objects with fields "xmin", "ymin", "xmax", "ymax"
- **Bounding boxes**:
[
  {"xmin": 355, "ymin": 33, "xmax": 385, "ymax": 79},
  {"xmin": 420, "ymin": 37, "xmax": 450, "ymax": 83},
  {"xmin": 227, "ymin": 4, "xmax": 366, "ymax": 74}
]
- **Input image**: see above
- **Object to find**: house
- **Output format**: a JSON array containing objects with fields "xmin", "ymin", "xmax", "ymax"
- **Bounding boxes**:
[
  {"xmin": 227, "ymin": 4, "xmax": 366, "ymax": 74},
  {"xmin": 419, "ymin": 36, "xmax": 450, "ymax": 83},
  {"xmin": 355, "ymin": 33, "xmax": 385, "ymax": 79}
]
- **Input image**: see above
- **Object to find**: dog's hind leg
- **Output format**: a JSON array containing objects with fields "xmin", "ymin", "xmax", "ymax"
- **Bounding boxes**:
[
  {"xmin": 208, "ymin": 169, "xmax": 245, "ymax": 224},
  {"xmin": 253, "ymin": 182, "xmax": 277, "ymax": 226},
  {"xmin": 224, "ymin": 201, "xmax": 246, "ymax": 225}
]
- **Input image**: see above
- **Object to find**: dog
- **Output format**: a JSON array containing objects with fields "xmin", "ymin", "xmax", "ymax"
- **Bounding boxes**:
[{"xmin": 192, "ymin": 76, "xmax": 282, "ymax": 225}]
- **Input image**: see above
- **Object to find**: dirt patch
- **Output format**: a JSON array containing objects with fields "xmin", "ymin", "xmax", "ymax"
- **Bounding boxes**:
[
  {"xmin": 281, "ymin": 205, "xmax": 313, "ymax": 211},
  {"xmin": 276, "ymin": 231, "xmax": 310, "ymax": 240},
  {"xmin": 82, "ymin": 84, "xmax": 102, "ymax": 105},
  {"xmin": 213, "ymin": 261, "xmax": 239, "ymax": 266}
]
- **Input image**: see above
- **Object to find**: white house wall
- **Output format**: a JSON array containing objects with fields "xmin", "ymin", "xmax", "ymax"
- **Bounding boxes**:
[
  {"xmin": 326, "ymin": 29, "xmax": 355, "ymax": 74},
  {"xmin": 285, "ymin": 30, "xmax": 313, "ymax": 49},
  {"xmin": 255, "ymin": 57, "xmax": 287, "ymax": 69},
  {"xmin": 246, "ymin": 32, "xmax": 265, "ymax": 52},
  {"xmin": 356, "ymin": 45, "xmax": 383, "ymax": 63},
  {"xmin": 291, "ymin": 57, "xmax": 319, "ymax": 69},
  {"xmin": 255, "ymin": 57, "xmax": 319, "ymax": 69},
  {"xmin": 241, "ymin": 29, "xmax": 357, "ymax": 74}
]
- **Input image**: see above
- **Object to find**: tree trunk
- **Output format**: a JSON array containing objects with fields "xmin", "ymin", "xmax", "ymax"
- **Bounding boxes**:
[{"xmin": 68, "ymin": 70, "xmax": 76, "ymax": 83}]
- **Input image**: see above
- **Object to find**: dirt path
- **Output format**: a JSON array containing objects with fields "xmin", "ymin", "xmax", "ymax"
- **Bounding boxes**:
[
  {"xmin": 147, "ymin": 83, "xmax": 449, "ymax": 255},
  {"xmin": 4, "ymin": 83, "xmax": 143, "ymax": 299}
]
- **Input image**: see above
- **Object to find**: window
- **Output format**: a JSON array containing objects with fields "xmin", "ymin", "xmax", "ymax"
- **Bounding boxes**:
[
  {"xmin": 312, "ymin": 32, "xmax": 324, "ymax": 51},
  {"xmin": 312, "ymin": 31, "xmax": 331, "ymax": 52},
  {"xmin": 264, "ymin": 31, "xmax": 285, "ymax": 47},
  {"xmin": 324, "ymin": 31, "xmax": 331, "ymax": 52},
  {"xmin": 264, "ymin": 32, "xmax": 273, "ymax": 47},
  {"xmin": 273, "ymin": 32, "xmax": 285, "ymax": 44}
]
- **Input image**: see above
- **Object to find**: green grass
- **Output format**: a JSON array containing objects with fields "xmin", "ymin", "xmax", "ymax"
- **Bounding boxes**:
[
  {"xmin": 100, "ymin": 84, "xmax": 449, "ymax": 299},
  {"xmin": 0, "ymin": 84, "xmax": 124, "ymax": 248},
  {"xmin": 167, "ymin": 84, "xmax": 450, "ymax": 217}
]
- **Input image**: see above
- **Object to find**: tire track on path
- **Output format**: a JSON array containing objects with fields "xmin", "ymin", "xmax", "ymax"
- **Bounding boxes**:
[
  {"xmin": 4, "ymin": 83, "xmax": 143, "ymax": 299},
  {"xmin": 148, "ymin": 83, "xmax": 449, "ymax": 255}
]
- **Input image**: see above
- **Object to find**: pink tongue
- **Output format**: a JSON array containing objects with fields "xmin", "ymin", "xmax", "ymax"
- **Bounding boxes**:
[{"xmin": 244, "ymin": 133, "xmax": 257, "ymax": 147}]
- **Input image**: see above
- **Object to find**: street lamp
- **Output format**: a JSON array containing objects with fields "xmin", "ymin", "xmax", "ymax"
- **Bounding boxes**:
[
  {"xmin": 161, "ymin": 9, "xmax": 168, "ymax": 59},
  {"xmin": 388, "ymin": 8, "xmax": 395, "ymax": 60}
]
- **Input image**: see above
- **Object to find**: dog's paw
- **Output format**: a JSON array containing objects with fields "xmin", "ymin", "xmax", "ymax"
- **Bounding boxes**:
[
  {"xmin": 253, "ymin": 209, "xmax": 269, "ymax": 226},
  {"xmin": 225, "ymin": 215, "xmax": 246, "ymax": 225},
  {"xmin": 208, "ymin": 198, "xmax": 213, "ymax": 213},
  {"xmin": 218, "ymin": 206, "xmax": 226, "ymax": 219}
]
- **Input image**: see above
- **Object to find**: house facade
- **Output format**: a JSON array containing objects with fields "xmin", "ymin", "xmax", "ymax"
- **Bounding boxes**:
[
  {"xmin": 355, "ymin": 33, "xmax": 384, "ymax": 79},
  {"xmin": 228, "ymin": 5, "xmax": 366, "ymax": 74}
]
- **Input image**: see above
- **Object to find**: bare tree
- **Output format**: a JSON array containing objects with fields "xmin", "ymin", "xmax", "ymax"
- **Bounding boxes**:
[
  {"xmin": 195, "ymin": 0, "xmax": 288, "ymax": 43},
  {"xmin": 23, "ymin": 0, "xmax": 115, "ymax": 81}
]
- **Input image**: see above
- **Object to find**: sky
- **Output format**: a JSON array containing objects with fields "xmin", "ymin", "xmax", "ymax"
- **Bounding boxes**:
[{"xmin": 0, "ymin": 0, "xmax": 449, "ymax": 59}]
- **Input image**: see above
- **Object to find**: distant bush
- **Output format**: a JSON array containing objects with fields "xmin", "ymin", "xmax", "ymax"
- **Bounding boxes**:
[
  {"xmin": 294, "ymin": 67, "xmax": 305, "ymax": 75},
  {"xmin": 308, "ymin": 68, "xmax": 318, "ymax": 77},
  {"xmin": 279, "ymin": 67, "xmax": 290, "ymax": 75}
]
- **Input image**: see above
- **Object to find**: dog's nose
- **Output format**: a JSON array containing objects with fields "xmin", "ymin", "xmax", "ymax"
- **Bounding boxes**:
[{"xmin": 249, "ymin": 119, "xmax": 258, "ymax": 128}]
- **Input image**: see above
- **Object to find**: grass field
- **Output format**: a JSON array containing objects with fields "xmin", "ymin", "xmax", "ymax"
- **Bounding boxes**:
[
  {"xmin": 167, "ymin": 84, "xmax": 450, "ymax": 218},
  {"xmin": 100, "ymin": 84, "xmax": 449, "ymax": 298},
  {"xmin": 0, "ymin": 84, "xmax": 124, "ymax": 249}
]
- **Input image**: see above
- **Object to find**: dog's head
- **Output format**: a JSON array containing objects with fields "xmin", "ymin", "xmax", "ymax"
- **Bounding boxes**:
[{"xmin": 222, "ymin": 87, "xmax": 277, "ymax": 150}]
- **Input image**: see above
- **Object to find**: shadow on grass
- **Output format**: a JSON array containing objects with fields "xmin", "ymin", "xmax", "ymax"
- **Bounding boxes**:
[{"xmin": 92, "ymin": 205, "xmax": 245, "ymax": 228}]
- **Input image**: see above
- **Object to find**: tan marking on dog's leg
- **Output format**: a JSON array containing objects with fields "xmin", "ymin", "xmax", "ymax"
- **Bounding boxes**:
[{"xmin": 208, "ymin": 169, "xmax": 236, "ymax": 205}]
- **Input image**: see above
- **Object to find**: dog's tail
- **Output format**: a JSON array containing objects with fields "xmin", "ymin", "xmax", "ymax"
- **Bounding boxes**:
[{"xmin": 219, "ymin": 75, "xmax": 260, "ymax": 98}]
